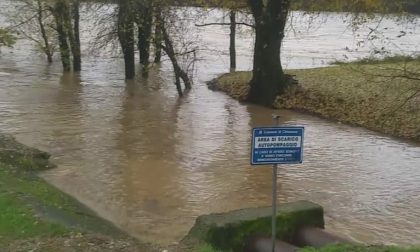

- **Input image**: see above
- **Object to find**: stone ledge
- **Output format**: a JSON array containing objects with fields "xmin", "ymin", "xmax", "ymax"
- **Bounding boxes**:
[{"xmin": 183, "ymin": 200, "xmax": 324, "ymax": 251}]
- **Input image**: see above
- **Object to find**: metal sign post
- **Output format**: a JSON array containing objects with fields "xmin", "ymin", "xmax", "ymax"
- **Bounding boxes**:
[
  {"xmin": 251, "ymin": 116, "xmax": 304, "ymax": 252},
  {"xmin": 272, "ymin": 115, "xmax": 280, "ymax": 252}
]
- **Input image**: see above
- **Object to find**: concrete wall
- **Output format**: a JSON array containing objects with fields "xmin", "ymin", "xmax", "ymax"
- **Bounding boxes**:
[{"xmin": 183, "ymin": 200, "xmax": 324, "ymax": 252}]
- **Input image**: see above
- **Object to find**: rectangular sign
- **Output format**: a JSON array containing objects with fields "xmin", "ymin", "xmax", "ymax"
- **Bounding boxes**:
[{"xmin": 251, "ymin": 127, "xmax": 304, "ymax": 165}]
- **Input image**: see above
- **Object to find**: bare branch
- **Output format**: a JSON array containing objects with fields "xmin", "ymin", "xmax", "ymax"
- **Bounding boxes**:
[{"xmin": 195, "ymin": 22, "xmax": 255, "ymax": 28}]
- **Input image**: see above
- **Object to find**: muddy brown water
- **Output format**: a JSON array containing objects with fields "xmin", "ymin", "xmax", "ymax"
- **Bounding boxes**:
[{"xmin": 1, "ymin": 4, "xmax": 420, "ymax": 246}]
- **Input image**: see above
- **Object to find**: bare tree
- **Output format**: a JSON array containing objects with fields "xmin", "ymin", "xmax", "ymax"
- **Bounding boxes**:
[
  {"xmin": 195, "ymin": 8, "xmax": 254, "ymax": 71},
  {"xmin": 7, "ymin": 0, "xmax": 56, "ymax": 62},
  {"xmin": 85, "ymin": 3, "xmax": 119, "ymax": 56},
  {"xmin": 156, "ymin": 6, "xmax": 195, "ymax": 96}
]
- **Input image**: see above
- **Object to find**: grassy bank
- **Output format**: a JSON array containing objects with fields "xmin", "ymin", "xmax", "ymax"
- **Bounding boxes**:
[
  {"xmin": 210, "ymin": 57, "xmax": 420, "ymax": 142},
  {"xmin": 0, "ymin": 135, "xmax": 158, "ymax": 251}
]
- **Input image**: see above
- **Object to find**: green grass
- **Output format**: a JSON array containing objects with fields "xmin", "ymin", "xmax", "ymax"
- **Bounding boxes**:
[
  {"xmin": 197, "ymin": 244, "xmax": 225, "ymax": 252},
  {"xmin": 0, "ymin": 158, "xmax": 127, "ymax": 247},
  {"xmin": 285, "ymin": 60, "xmax": 420, "ymax": 141},
  {"xmin": 299, "ymin": 244, "xmax": 420, "ymax": 252},
  {"xmin": 213, "ymin": 58, "xmax": 420, "ymax": 141},
  {"xmin": 212, "ymin": 71, "xmax": 251, "ymax": 101},
  {"xmin": 0, "ymin": 166, "xmax": 68, "ymax": 243}
]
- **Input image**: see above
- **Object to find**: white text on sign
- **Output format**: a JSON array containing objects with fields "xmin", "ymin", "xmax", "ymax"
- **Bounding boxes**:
[{"xmin": 254, "ymin": 136, "xmax": 302, "ymax": 148}]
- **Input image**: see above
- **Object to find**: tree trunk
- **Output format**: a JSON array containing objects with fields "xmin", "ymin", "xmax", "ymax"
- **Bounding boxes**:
[
  {"xmin": 62, "ymin": 1, "xmax": 77, "ymax": 71},
  {"xmin": 37, "ymin": 0, "xmax": 52, "ymax": 63},
  {"xmin": 137, "ymin": 3, "xmax": 152, "ymax": 67},
  {"xmin": 229, "ymin": 10, "xmax": 236, "ymax": 70},
  {"xmin": 118, "ymin": 0, "xmax": 135, "ymax": 80},
  {"xmin": 52, "ymin": 1, "xmax": 71, "ymax": 72},
  {"xmin": 174, "ymin": 73, "xmax": 183, "ymax": 97},
  {"xmin": 247, "ymin": 0, "xmax": 290, "ymax": 106},
  {"xmin": 153, "ymin": 8, "xmax": 162, "ymax": 63},
  {"xmin": 161, "ymin": 23, "xmax": 191, "ymax": 94},
  {"xmin": 72, "ymin": 0, "xmax": 81, "ymax": 71}
]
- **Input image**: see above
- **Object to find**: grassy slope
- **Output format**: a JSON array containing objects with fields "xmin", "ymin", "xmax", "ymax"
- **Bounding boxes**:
[
  {"xmin": 0, "ymin": 140, "xmax": 158, "ymax": 251},
  {"xmin": 0, "ymin": 163, "xmax": 157, "ymax": 251},
  {"xmin": 285, "ymin": 60, "xmax": 419, "ymax": 140},
  {"xmin": 214, "ymin": 58, "xmax": 420, "ymax": 141},
  {"xmin": 0, "ymin": 167, "xmax": 67, "ymax": 242}
]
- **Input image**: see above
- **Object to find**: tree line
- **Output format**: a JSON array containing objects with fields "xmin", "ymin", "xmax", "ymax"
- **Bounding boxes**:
[
  {"xmin": 3, "ymin": 0, "xmax": 418, "ymax": 106},
  {"xmin": 5, "ymin": 0, "xmax": 195, "ymax": 96}
]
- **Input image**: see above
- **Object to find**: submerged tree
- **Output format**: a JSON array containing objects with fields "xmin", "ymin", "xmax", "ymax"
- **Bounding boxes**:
[
  {"xmin": 47, "ymin": 0, "xmax": 82, "ymax": 71},
  {"xmin": 50, "ymin": 0, "xmax": 72, "ymax": 71},
  {"xmin": 71, "ymin": 0, "xmax": 81, "ymax": 71},
  {"xmin": 117, "ymin": 0, "xmax": 135, "ymax": 79},
  {"xmin": 112, "ymin": 0, "xmax": 195, "ymax": 94},
  {"xmin": 153, "ymin": 6, "xmax": 163, "ymax": 63},
  {"xmin": 156, "ymin": 5, "xmax": 194, "ymax": 96},
  {"xmin": 136, "ymin": 0, "xmax": 153, "ymax": 68},
  {"xmin": 37, "ymin": 0, "xmax": 54, "ymax": 63}
]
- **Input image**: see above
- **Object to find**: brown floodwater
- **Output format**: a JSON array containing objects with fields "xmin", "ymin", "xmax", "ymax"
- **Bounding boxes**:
[{"xmin": 1, "ymin": 4, "xmax": 420, "ymax": 246}]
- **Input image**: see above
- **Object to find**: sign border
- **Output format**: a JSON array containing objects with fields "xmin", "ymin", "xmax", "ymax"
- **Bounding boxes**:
[{"xmin": 251, "ymin": 127, "xmax": 304, "ymax": 165}]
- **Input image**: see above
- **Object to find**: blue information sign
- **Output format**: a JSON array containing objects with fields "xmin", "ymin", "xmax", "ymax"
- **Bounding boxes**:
[{"xmin": 251, "ymin": 127, "xmax": 304, "ymax": 165}]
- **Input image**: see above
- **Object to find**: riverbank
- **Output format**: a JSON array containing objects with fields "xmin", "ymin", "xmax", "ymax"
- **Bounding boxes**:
[
  {"xmin": 208, "ymin": 57, "xmax": 420, "ymax": 142},
  {"xmin": 0, "ymin": 134, "xmax": 159, "ymax": 251}
]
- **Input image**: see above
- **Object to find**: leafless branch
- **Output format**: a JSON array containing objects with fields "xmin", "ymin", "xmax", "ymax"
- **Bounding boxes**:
[{"xmin": 195, "ymin": 22, "xmax": 255, "ymax": 28}]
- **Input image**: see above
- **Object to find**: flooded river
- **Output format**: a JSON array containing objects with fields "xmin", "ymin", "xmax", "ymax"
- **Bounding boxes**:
[{"xmin": 1, "ymin": 4, "xmax": 420, "ymax": 246}]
